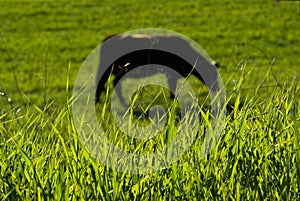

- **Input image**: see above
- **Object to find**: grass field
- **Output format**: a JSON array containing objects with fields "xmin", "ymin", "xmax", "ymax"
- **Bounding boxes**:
[{"xmin": 0, "ymin": 0, "xmax": 300, "ymax": 200}]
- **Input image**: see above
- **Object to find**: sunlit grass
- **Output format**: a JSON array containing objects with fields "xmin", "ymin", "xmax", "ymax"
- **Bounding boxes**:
[{"xmin": 0, "ymin": 72, "xmax": 299, "ymax": 200}]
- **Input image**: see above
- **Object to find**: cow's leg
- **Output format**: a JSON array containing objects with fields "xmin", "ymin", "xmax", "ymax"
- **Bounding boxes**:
[{"xmin": 167, "ymin": 73, "xmax": 180, "ymax": 100}]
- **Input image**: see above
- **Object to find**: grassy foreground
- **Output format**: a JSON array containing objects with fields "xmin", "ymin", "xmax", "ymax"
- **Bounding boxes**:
[{"xmin": 0, "ymin": 74, "xmax": 299, "ymax": 200}]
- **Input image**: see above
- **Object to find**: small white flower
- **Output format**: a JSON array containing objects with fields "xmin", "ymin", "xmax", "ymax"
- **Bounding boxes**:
[{"xmin": 8, "ymin": 98, "xmax": 12, "ymax": 103}]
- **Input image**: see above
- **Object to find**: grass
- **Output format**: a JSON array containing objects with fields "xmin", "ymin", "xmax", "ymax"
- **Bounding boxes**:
[
  {"xmin": 0, "ymin": 0, "xmax": 299, "ymax": 110},
  {"xmin": 0, "ymin": 0, "xmax": 300, "ymax": 200},
  {"xmin": 1, "ymin": 71, "xmax": 300, "ymax": 200}
]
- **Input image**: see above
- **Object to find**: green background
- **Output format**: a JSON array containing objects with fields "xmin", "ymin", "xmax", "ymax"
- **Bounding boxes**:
[{"xmin": 0, "ymin": 0, "xmax": 299, "ymax": 109}]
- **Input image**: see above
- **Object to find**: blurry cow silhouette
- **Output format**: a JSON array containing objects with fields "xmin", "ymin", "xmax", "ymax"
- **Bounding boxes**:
[{"xmin": 95, "ymin": 34, "xmax": 219, "ymax": 106}]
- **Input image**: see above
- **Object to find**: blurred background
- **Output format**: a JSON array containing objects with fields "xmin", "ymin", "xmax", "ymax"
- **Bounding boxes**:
[{"xmin": 0, "ymin": 0, "xmax": 299, "ymax": 109}]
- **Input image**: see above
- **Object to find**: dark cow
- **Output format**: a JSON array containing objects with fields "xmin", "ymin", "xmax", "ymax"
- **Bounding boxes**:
[{"xmin": 95, "ymin": 34, "xmax": 219, "ymax": 106}]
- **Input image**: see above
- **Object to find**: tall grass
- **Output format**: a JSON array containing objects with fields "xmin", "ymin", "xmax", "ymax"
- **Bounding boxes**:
[{"xmin": 0, "ymin": 73, "xmax": 299, "ymax": 200}]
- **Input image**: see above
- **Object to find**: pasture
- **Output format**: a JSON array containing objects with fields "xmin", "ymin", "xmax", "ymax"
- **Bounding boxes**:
[{"xmin": 0, "ymin": 0, "xmax": 299, "ymax": 200}]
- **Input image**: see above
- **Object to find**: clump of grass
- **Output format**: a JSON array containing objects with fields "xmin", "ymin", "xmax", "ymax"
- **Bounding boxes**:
[{"xmin": 0, "ymin": 71, "xmax": 299, "ymax": 200}]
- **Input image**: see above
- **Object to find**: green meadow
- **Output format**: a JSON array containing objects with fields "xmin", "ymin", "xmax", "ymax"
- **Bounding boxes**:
[{"xmin": 0, "ymin": 0, "xmax": 299, "ymax": 200}]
